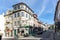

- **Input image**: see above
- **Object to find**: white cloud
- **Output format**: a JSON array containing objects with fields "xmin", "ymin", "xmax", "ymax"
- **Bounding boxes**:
[
  {"xmin": 18, "ymin": 0, "xmax": 37, "ymax": 6},
  {"xmin": 46, "ymin": 10, "xmax": 53, "ymax": 13},
  {"xmin": 38, "ymin": 0, "xmax": 49, "ymax": 18},
  {"xmin": 46, "ymin": 0, "xmax": 58, "ymax": 14},
  {"xmin": 40, "ymin": 18, "xmax": 52, "ymax": 24},
  {"xmin": 38, "ymin": 6, "xmax": 45, "ymax": 18}
]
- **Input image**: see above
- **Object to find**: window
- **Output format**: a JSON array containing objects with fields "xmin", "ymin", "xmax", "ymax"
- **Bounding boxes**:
[
  {"xmin": 26, "ymin": 14, "xmax": 28, "ymax": 18},
  {"xmin": 25, "ymin": 7, "xmax": 27, "ymax": 10},
  {"xmin": 18, "ymin": 28, "xmax": 20, "ymax": 33},
  {"xmin": 29, "ymin": 15, "xmax": 31, "ymax": 19},
  {"xmin": 14, "ymin": 29, "xmax": 16, "ymax": 35},
  {"xmin": 20, "ymin": 5, "xmax": 24, "ymax": 9},
  {"xmin": 29, "ymin": 15, "xmax": 30, "ymax": 19},
  {"xmin": 21, "ymin": 12, "xmax": 24, "ymax": 16},
  {"xmin": 14, "ymin": 13, "xmax": 16, "ymax": 18},
  {"xmin": 14, "ymin": 6, "xmax": 17, "ymax": 10},
  {"xmin": 21, "ymin": 30, "xmax": 24, "ymax": 33},
  {"xmin": 28, "ymin": 14, "xmax": 29, "ymax": 18},
  {"xmin": 18, "ymin": 5, "xmax": 20, "ymax": 9},
  {"xmin": 25, "ymin": 7, "xmax": 28, "ymax": 11},
  {"xmin": 58, "ymin": 11, "xmax": 60, "ymax": 20},
  {"xmin": 14, "ymin": 21, "xmax": 16, "ymax": 26},
  {"xmin": 34, "ymin": 24, "xmax": 35, "ymax": 27},
  {"xmin": 18, "ymin": 21, "xmax": 20, "ymax": 25},
  {"xmin": 17, "ymin": 13, "xmax": 20, "ymax": 17},
  {"xmin": 29, "ymin": 10, "xmax": 30, "ymax": 13},
  {"xmin": 28, "ymin": 9, "xmax": 29, "ymax": 12}
]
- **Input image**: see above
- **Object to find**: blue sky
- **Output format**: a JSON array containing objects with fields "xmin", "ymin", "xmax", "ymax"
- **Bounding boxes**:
[{"xmin": 0, "ymin": 0, "xmax": 58, "ymax": 24}]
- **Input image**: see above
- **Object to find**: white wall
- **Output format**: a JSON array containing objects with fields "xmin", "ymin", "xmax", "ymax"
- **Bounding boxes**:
[{"xmin": 0, "ymin": 13, "xmax": 5, "ymax": 37}]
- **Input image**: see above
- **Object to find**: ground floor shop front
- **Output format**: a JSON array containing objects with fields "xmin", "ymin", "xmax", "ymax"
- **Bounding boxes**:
[
  {"xmin": 4, "ymin": 26, "xmax": 43, "ymax": 38},
  {"xmin": 5, "ymin": 27, "xmax": 29, "ymax": 38}
]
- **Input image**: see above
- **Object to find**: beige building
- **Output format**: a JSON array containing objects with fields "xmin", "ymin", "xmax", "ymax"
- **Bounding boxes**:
[
  {"xmin": 4, "ymin": 2, "xmax": 42, "ymax": 37},
  {"xmin": 33, "ymin": 14, "xmax": 39, "ymax": 27}
]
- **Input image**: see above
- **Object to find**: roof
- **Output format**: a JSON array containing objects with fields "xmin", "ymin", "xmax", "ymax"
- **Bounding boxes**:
[
  {"xmin": 12, "ymin": 2, "xmax": 34, "ymax": 13},
  {"xmin": 38, "ymin": 21, "xmax": 42, "ymax": 24}
]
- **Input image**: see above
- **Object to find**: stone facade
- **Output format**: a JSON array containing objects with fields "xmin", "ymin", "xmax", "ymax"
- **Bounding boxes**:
[{"xmin": 4, "ymin": 2, "xmax": 43, "ymax": 38}]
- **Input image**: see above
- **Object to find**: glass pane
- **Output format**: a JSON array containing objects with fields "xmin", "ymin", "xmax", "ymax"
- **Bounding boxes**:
[
  {"xmin": 17, "ymin": 13, "xmax": 20, "ymax": 17},
  {"xmin": 14, "ymin": 13, "xmax": 16, "ymax": 18},
  {"xmin": 14, "ymin": 29, "xmax": 16, "ymax": 36}
]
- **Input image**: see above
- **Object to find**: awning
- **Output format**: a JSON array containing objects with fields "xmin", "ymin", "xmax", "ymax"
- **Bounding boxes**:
[{"xmin": 24, "ymin": 24, "xmax": 29, "ymax": 28}]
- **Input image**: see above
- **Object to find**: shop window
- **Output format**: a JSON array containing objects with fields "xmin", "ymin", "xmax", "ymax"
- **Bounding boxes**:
[
  {"xmin": 14, "ymin": 29, "xmax": 16, "ymax": 36},
  {"xmin": 18, "ymin": 29, "xmax": 20, "ymax": 33},
  {"xmin": 21, "ymin": 30, "xmax": 24, "ymax": 33}
]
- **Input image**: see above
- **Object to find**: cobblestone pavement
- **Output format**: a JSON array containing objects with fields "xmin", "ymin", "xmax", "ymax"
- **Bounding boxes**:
[
  {"xmin": 54, "ymin": 32, "xmax": 60, "ymax": 40},
  {"xmin": 39, "ymin": 30, "xmax": 54, "ymax": 40},
  {"xmin": 39, "ymin": 30, "xmax": 60, "ymax": 40}
]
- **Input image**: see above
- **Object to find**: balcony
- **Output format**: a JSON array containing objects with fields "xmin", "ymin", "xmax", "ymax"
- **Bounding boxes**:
[{"xmin": 6, "ymin": 21, "xmax": 10, "ymax": 24}]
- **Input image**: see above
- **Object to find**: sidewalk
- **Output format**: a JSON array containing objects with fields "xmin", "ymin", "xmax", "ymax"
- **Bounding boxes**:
[
  {"xmin": 18, "ymin": 37, "xmax": 42, "ymax": 39},
  {"xmin": 2, "ymin": 36, "xmax": 42, "ymax": 39},
  {"xmin": 2, "ymin": 36, "xmax": 14, "ymax": 39}
]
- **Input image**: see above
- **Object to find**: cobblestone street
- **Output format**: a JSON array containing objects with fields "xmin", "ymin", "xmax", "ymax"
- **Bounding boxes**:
[
  {"xmin": 40, "ymin": 30, "xmax": 60, "ymax": 40},
  {"xmin": 2, "ymin": 30, "xmax": 55, "ymax": 40},
  {"xmin": 39, "ymin": 30, "xmax": 54, "ymax": 40},
  {"xmin": 2, "ymin": 30, "xmax": 60, "ymax": 40}
]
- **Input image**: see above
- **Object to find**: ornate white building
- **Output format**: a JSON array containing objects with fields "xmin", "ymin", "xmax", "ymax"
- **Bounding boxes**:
[{"xmin": 4, "ymin": 2, "xmax": 41, "ymax": 38}]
